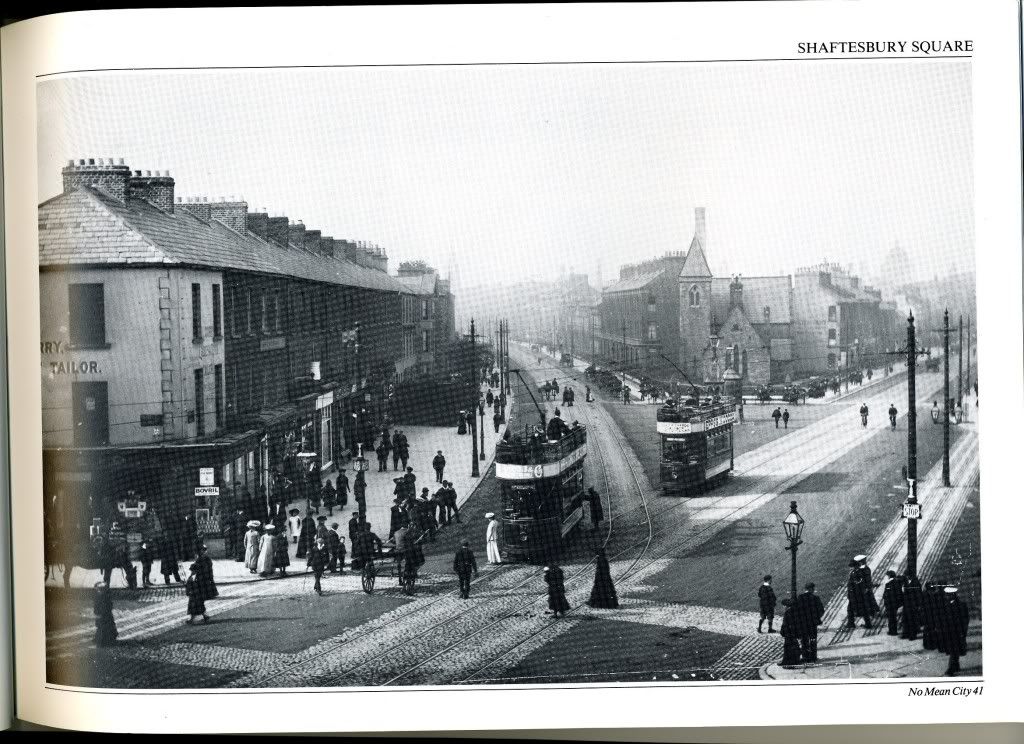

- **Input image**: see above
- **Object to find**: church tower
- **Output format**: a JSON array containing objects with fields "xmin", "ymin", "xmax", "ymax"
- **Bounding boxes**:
[{"xmin": 678, "ymin": 207, "xmax": 713, "ymax": 381}]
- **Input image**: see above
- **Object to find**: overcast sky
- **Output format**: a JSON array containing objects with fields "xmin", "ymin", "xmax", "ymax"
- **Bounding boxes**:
[{"xmin": 38, "ymin": 62, "xmax": 972, "ymax": 291}]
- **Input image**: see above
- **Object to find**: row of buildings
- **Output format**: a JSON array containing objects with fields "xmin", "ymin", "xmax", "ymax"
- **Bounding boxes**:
[
  {"xmin": 551, "ymin": 208, "xmax": 901, "ymax": 388},
  {"xmin": 40, "ymin": 157, "xmax": 456, "ymax": 533}
]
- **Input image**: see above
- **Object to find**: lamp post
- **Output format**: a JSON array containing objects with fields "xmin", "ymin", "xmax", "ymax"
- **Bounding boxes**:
[
  {"xmin": 478, "ymin": 398, "xmax": 486, "ymax": 461},
  {"xmin": 781, "ymin": 500, "xmax": 805, "ymax": 667},
  {"xmin": 469, "ymin": 318, "xmax": 480, "ymax": 478}
]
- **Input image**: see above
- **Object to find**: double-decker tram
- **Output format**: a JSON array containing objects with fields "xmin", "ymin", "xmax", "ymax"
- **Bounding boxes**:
[
  {"xmin": 495, "ymin": 423, "xmax": 587, "ymax": 563},
  {"xmin": 656, "ymin": 396, "xmax": 737, "ymax": 495}
]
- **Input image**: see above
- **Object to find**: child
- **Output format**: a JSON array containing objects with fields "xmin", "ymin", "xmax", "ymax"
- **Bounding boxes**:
[
  {"xmin": 287, "ymin": 508, "xmax": 302, "ymax": 544},
  {"xmin": 184, "ymin": 563, "xmax": 209, "ymax": 624},
  {"xmin": 93, "ymin": 582, "xmax": 118, "ymax": 646},
  {"xmin": 139, "ymin": 540, "xmax": 154, "ymax": 588},
  {"xmin": 337, "ymin": 536, "xmax": 347, "ymax": 574}
]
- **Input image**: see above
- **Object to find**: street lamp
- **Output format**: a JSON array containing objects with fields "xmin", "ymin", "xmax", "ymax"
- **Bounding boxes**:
[
  {"xmin": 478, "ymin": 399, "xmax": 486, "ymax": 460},
  {"xmin": 782, "ymin": 501, "xmax": 805, "ymax": 600},
  {"xmin": 353, "ymin": 442, "xmax": 368, "ymax": 475}
]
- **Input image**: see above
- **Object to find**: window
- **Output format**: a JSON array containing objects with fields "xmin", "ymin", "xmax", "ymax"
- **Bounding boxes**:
[
  {"xmin": 71, "ymin": 381, "xmax": 108, "ymax": 446},
  {"xmin": 230, "ymin": 287, "xmax": 242, "ymax": 337},
  {"xmin": 68, "ymin": 283, "xmax": 106, "ymax": 347},
  {"xmin": 192, "ymin": 283, "xmax": 202, "ymax": 341},
  {"xmin": 827, "ymin": 353, "xmax": 837, "ymax": 370},
  {"xmin": 689, "ymin": 285, "xmax": 701, "ymax": 308},
  {"xmin": 212, "ymin": 284, "xmax": 222, "ymax": 338},
  {"xmin": 421, "ymin": 330, "xmax": 432, "ymax": 352},
  {"xmin": 828, "ymin": 328, "xmax": 838, "ymax": 346},
  {"xmin": 828, "ymin": 305, "xmax": 837, "ymax": 322},
  {"xmin": 194, "ymin": 368, "xmax": 205, "ymax": 437},
  {"xmin": 214, "ymin": 364, "xmax": 224, "ymax": 429},
  {"xmin": 647, "ymin": 294, "xmax": 657, "ymax": 312},
  {"xmin": 246, "ymin": 289, "xmax": 253, "ymax": 335},
  {"xmin": 261, "ymin": 291, "xmax": 279, "ymax": 334},
  {"xmin": 647, "ymin": 322, "xmax": 657, "ymax": 340},
  {"xmin": 421, "ymin": 299, "xmax": 430, "ymax": 320}
]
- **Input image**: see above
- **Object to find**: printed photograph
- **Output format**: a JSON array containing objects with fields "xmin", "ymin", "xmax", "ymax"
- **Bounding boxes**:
[{"xmin": 37, "ymin": 61, "xmax": 979, "ymax": 688}]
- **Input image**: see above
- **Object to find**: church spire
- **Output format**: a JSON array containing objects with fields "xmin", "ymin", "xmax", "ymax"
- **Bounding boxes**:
[{"xmin": 680, "ymin": 207, "xmax": 712, "ymax": 278}]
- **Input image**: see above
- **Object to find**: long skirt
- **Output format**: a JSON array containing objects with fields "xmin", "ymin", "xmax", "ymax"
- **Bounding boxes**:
[
  {"xmin": 548, "ymin": 588, "xmax": 570, "ymax": 614},
  {"xmin": 187, "ymin": 595, "xmax": 206, "ymax": 617},
  {"xmin": 486, "ymin": 538, "xmax": 501, "ymax": 564},
  {"xmin": 587, "ymin": 558, "xmax": 619, "ymax": 609},
  {"xmin": 256, "ymin": 536, "xmax": 274, "ymax": 575}
]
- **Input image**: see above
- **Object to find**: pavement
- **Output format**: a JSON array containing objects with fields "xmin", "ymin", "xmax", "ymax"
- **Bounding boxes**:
[
  {"xmin": 46, "ymin": 381, "xmax": 514, "ymax": 591},
  {"xmin": 761, "ymin": 392, "xmax": 981, "ymax": 681}
]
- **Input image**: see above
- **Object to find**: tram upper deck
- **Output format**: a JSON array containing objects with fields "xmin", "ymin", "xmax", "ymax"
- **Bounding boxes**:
[
  {"xmin": 495, "ymin": 425, "xmax": 587, "ymax": 468},
  {"xmin": 656, "ymin": 397, "xmax": 736, "ymax": 431}
]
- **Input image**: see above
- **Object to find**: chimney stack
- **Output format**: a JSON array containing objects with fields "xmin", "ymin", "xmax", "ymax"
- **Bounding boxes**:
[
  {"xmin": 338, "ymin": 239, "xmax": 358, "ymax": 262},
  {"xmin": 62, "ymin": 157, "xmax": 132, "ymax": 204},
  {"xmin": 320, "ymin": 236, "xmax": 336, "ymax": 258},
  {"xmin": 266, "ymin": 216, "xmax": 290, "ymax": 248},
  {"xmin": 694, "ymin": 207, "xmax": 706, "ymax": 246},
  {"xmin": 209, "ymin": 198, "xmax": 248, "ymax": 234},
  {"xmin": 303, "ymin": 228, "xmax": 322, "ymax": 255},
  {"xmin": 180, "ymin": 196, "xmax": 212, "ymax": 222},
  {"xmin": 129, "ymin": 169, "xmax": 175, "ymax": 212},
  {"xmin": 247, "ymin": 211, "xmax": 270, "ymax": 239},
  {"xmin": 289, "ymin": 221, "xmax": 307, "ymax": 248}
]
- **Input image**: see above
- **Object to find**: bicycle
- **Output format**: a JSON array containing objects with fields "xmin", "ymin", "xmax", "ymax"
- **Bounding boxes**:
[{"xmin": 360, "ymin": 557, "xmax": 377, "ymax": 594}]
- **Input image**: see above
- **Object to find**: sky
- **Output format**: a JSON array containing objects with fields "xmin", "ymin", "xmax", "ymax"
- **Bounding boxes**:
[{"xmin": 37, "ymin": 61, "xmax": 973, "ymax": 292}]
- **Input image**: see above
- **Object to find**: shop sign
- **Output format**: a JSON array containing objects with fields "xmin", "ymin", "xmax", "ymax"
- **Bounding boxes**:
[
  {"xmin": 195, "ymin": 486, "xmax": 220, "ymax": 497},
  {"xmin": 199, "ymin": 468, "xmax": 215, "ymax": 486}
]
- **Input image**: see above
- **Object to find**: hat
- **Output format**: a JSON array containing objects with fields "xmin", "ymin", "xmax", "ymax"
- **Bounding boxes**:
[
  {"xmin": 763, "ymin": 575, "xmax": 772, "ymax": 582},
  {"xmin": 485, "ymin": 512, "xmax": 496, "ymax": 519},
  {"xmin": 886, "ymin": 570, "xmax": 897, "ymax": 578},
  {"xmin": 805, "ymin": 582, "xmax": 815, "ymax": 591},
  {"xmin": 853, "ymin": 554, "xmax": 867, "ymax": 563},
  {"xmin": 289, "ymin": 508, "xmax": 300, "ymax": 517},
  {"xmin": 331, "ymin": 522, "xmax": 339, "ymax": 528},
  {"xmin": 781, "ymin": 598, "xmax": 793, "ymax": 607},
  {"xmin": 543, "ymin": 566, "xmax": 550, "ymax": 572},
  {"xmin": 943, "ymin": 586, "xmax": 958, "ymax": 594},
  {"xmin": 264, "ymin": 524, "xmax": 275, "ymax": 531},
  {"xmin": 94, "ymin": 581, "xmax": 107, "ymax": 589},
  {"xmin": 317, "ymin": 515, "xmax": 327, "ymax": 522},
  {"xmin": 246, "ymin": 519, "xmax": 261, "ymax": 529}
]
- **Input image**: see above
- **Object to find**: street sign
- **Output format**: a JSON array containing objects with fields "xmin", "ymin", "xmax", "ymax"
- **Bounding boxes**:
[
  {"xmin": 199, "ymin": 467, "xmax": 215, "ymax": 486},
  {"xmin": 902, "ymin": 502, "xmax": 922, "ymax": 520},
  {"xmin": 195, "ymin": 486, "xmax": 220, "ymax": 497}
]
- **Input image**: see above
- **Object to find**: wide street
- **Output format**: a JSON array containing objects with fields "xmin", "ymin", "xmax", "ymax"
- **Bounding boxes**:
[{"xmin": 45, "ymin": 347, "xmax": 980, "ymax": 688}]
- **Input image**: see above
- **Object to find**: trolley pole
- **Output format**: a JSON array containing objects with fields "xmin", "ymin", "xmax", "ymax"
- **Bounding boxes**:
[
  {"xmin": 965, "ymin": 315, "xmax": 971, "ymax": 397},
  {"xmin": 943, "ymin": 309, "xmax": 950, "ymax": 487},
  {"xmin": 622, "ymin": 319, "xmax": 628, "ymax": 388},
  {"xmin": 470, "ymin": 318, "xmax": 480, "ymax": 478},
  {"xmin": 958, "ymin": 314, "xmax": 963, "ymax": 408},
  {"xmin": 907, "ymin": 313, "xmax": 920, "ymax": 580}
]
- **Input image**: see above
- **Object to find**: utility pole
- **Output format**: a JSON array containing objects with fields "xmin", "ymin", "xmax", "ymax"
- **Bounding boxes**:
[
  {"xmin": 621, "ymin": 318, "xmax": 628, "ymax": 388},
  {"xmin": 470, "ymin": 318, "xmax": 479, "ymax": 478},
  {"xmin": 965, "ymin": 315, "xmax": 971, "ymax": 396},
  {"xmin": 907, "ymin": 313, "xmax": 920, "ymax": 579},
  {"xmin": 958, "ymin": 314, "xmax": 963, "ymax": 407},
  {"xmin": 943, "ymin": 309, "xmax": 950, "ymax": 487}
]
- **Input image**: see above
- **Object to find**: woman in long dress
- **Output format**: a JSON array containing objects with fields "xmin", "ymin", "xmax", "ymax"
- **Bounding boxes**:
[
  {"xmin": 587, "ymin": 548, "xmax": 618, "ymax": 609},
  {"xmin": 256, "ymin": 525, "xmax": 275, "ymax": 577},
  {"xmin": 544, "ymin": 565, "xmax": 570, "ymax": 618},
  {"xmin": 243, "ymin": 522, "xmax": 260, "ymax": 574},
  {"xmin": 485, "ymin": 513, "xmax": 501, "ymax": 564}
]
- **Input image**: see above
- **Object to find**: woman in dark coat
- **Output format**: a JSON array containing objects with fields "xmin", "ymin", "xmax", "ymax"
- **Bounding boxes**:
[
  {"xmin": 93, "ymin": 582, "xmax": 118, "ymax": 645},
  {"xmin": 159, "ymin": 536, "xmax": 182, "ymax": 584},
  {"xmin": 272, "ymin": 527, "xmax": 291, "ymax": 575},
  {"xmin": 587, "ymin": 548, "xmax": 618, "ymax": 609},
  {"xmin": 193, "ymin": 544, "xmax": 219, "ymax": 601},
  {"xmin": 297, "ymin": 510, "xmax": 316, "ymax": 559},
  {"xmin": 184, "ymin": 564, "xmax": 208, "ymax": 624},
  {"xmin": 544, "ymin": 565, "xmax": 571, "ymax": 618}
]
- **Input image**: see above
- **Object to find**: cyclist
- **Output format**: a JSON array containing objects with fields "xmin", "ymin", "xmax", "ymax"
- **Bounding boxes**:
[
  {"xmin": 859, "ymin": 403, "xmax": 869, "ymax": 427},
  {"xmin": 351, "ymin": 522, "xmax": 383, "ymax": 572}
]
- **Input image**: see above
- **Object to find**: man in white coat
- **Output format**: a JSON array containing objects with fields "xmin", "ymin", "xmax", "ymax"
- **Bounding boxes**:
[{"xmin": 485, "ymin": 512, "xmax": 502, "ymax": 565}]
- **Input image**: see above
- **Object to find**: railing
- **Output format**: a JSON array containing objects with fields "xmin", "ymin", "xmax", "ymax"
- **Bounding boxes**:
[{"xmin": 496, "ymin": 426, "xmax": 587, "ymax": 466}]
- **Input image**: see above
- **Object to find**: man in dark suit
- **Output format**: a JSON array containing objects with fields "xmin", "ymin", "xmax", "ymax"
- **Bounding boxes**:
[
  {"xmin": 757, "ymin": 575, "xmax": 777, "ymax": 633},
  {"xmin": 882, "ymin": 569, "xmax": 906, "ymax": 635},
  {"xmin": 793, "ymin": 582, "xmax": 825, "ymax": 662},
  {"xmin": 453, "ymin": 541, "xmax": 479, "ymax": 599},
  {"xmin": 936, "ymin": 586, "xmax": 970, "ymax": 676}
]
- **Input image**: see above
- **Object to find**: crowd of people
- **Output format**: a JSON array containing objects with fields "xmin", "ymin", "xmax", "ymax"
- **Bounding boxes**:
[{"xmin": 760, "ymin": 553, "xmax": 973, "ymax": 676}]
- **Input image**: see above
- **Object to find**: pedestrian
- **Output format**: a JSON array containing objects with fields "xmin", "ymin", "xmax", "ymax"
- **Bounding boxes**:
[
  {"xmin": 444, "ymin": 481, "xmax": 460, "ymax": 524},
  {"xmin": 244, "ymin": 520, "xmax": 261, "ymax": 573},
  {"xmin": 223, "ymin": 507, "xmax": 239, "ymax": 561},
  {"xmin": 256, "ymin": 524, "xmax": 275, "ymax": 577},
  {"xmin": 778, "ymin": 598, "xmax": 801, "ymax": 666},
  {"xmin": 388, "ymin": 497, "xmax": 404, "ymax": 540},
  {"xmin": 738, "ymin": 401, "xmax": 744, "ymax": 423},
  {"xmin": 921, "ymin": 581, "xmax": 942, "ymax": 650},
  {"xmin": 936, "ymin": 586, "xmax": 970, "ymax": 676},
  {"xmin": 337, "ymin": 469, "xmax": 350, "ymax": 508},
  {"xmin": 432, "ymin": 450, "xmax": 446, "ymax": 483},
  {"xmin": 888, "ymin": 403, "xmax": 898, "ymax": 430},
  {"xmin": 184, "ymin": 564, "xmax": 209, "ymax": 624},
  {"xmin": 486, "ymin": 389, "xmax": 494, "ymax": 408},
  {"xmin": 782, "ymin": 408, "xmax": 790, "ymax": 429},
  {"xmin": 231, "ymin": 507, "xmax": 248, "ymax": 562},
  {"xmin": 398, "ymin": 435, "xmax": 410, "ymax": 470},
  {"xmin": 882, "ymin": 569, "xmax": 905, "ymax": 636},
  {"xmin": 193, "ymin": 544, "xmax": 219, "ymax": 603},
  {"xmin": 354, "ymin": 471, "xmax": 367, "ymax": 520},
  {"xmin": 272, "ymin": 525, "xmax": 291, "ymax": 576},
  {"xmin": 336, "ymin": 536, "xmax": 347, "ymax": 574},
  {"xmin": 391, "ymin": 432, "xmax": 401, "ymax": 470},
  {"xmin": 351, "ymin": 522, "xmax": 383, "ymax": 571},
  {"xmin": 900, "ymin": 575, "xmax": 923, "ymax": 641},
  {"xmin": 159, "ymin": 535, "xmax": 183, "ymax": 585},
  {"xmin": 623, "ymin": 385, "xmax": 631, "ymax": 404},
  {"xmin": 544, "ymin": 565, "xmax": 570, "ymax": 618},
  {"xmin": 587, "ymin": 547, "xmax": 618, "ymax": 609},
  {"xmin": 287, "ymin": 508, "xmax": 302, "ymax": 544},
  {"xmin": 139, "ymin": 540, "xmax": 154, "ymax": 589},
  {"xmin": 453, "ymin": 540, "xmax": 479, "ymax": 599},
  {"xmin": 297, "ymin": 509, "xmax": 316, "ymax": 559},
  {"xmin": 757, "ymin": 574, "xmax": 777, "ymax": 633},
  {"xmin": 860, "ymin": 402, "xmax": 869, "ymax": 427},
  {"xmin": 585, "ymin": 385, "xmax": 593, "ymax": 402},
  {"xmin": 493, "ymin": 409, "xmax": 502, "ymax": 434},
  {"xmin": 485, "ymin": 512, "xmax": 502, "ymax": 564},
  {"xmin": 771, "ymin": 407, "xmax": 782, "ymax": 428},
  {"xmin": 376, "ymin": 440, "xmax": 387, "ymax": 472},
  {"xmin": 322, "ymin": 479, "xmax": 337, "ymax": 516},
  {"xmin": 846, "ymin": 557, "xmax": 874, "ymax": 629},
  {"xmin": 793, "ymin": 582, "xmax": 825, "ymax": 662},
  {"xmin": 587, "ymin": 487, "xmax": 604, "ymax": 532},
  {"xmin": 308, "ymin": 536, "xmax": 330, "ymax": 595},
  {"xmin": 856, "ymin": 554, "xmax": 880, "ymax": 615},
  {"xmin": 107, "ymin": 521, "xmax": 135, "ymax": 589},
  {"xmin": 93, "ymin": 581, "xmax": 118, "ymax": 645},
  {"xmin": 348, "ymin": 512, "xmax": 360, "ymax": 544}
]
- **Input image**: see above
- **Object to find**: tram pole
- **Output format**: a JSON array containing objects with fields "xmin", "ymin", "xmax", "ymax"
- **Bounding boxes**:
[
  {"xmin": 942, "ymin": 310, "xmax": 950, "ymax": 487},
  {"xmin": 965, "ymin": 315, "xmax": 971, "ymax": 397},
  {"xmin": 958, "ymin": 314, "xmax": 963, "ymax": 408},
  {"xmin": 621, "ymin": 319, "xmax": 628, "ymax": 389},
  {"xmin": 470, "ymin": 318, "xmax": 480, "ymax": 478},
  {"xmin": 907, "ymin": 313, "xmax": 920, "ymax": 579}
]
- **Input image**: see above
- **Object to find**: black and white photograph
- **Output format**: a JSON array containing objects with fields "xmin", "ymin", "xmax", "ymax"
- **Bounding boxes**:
[{"xmin": 35, "ymin": 56, "xmax": 981, "ymax": 691}]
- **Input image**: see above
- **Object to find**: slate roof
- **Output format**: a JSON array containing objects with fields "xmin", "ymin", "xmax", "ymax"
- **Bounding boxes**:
[
  {"xmin": 38, "ymin": 187, "xmax": 411, "ymax": 294},
  {"xmin": 603, "ymin": 268, "xmax": 665, "ymax": 294},
  {"xmin": 679, "ymin": 235, "xmax": 713, "ymax": 278},
  {"xmin": 711, "ymin": 276, "xmax": 792, "ymax": 325}
]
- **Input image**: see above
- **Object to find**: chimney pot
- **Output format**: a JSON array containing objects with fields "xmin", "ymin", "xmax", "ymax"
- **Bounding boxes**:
[{"xmin": 118, "ymin": 158, "xmax": 125, "ymax": 165}]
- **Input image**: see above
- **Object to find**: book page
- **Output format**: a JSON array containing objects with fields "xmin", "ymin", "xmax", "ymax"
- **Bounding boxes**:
[{"xmin": 3, "ymin": 2, "xmax": 1022, "ymax": 734}]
